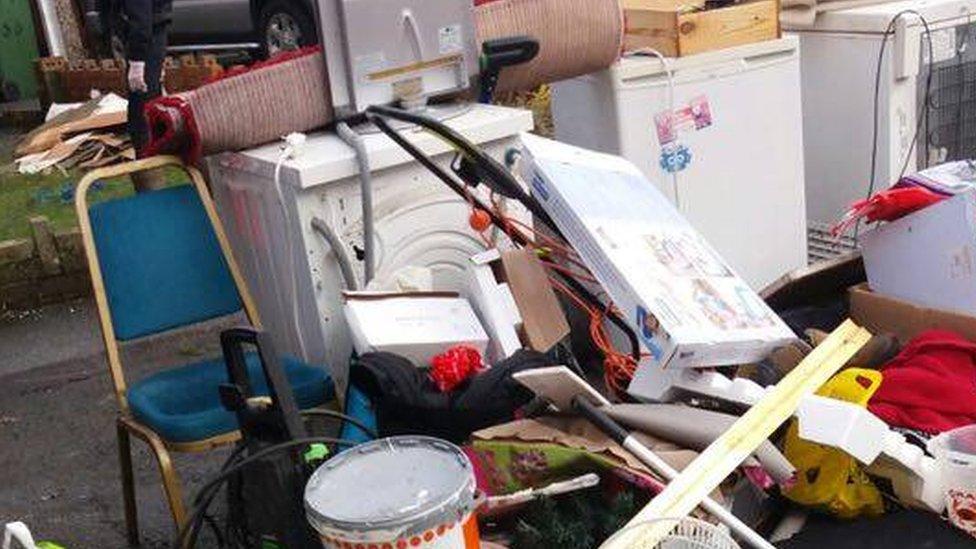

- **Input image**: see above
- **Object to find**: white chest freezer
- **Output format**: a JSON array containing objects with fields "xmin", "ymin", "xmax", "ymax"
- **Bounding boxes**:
[
  {"xmin": 787, "ymin": 0, "xmax": 976, "ymax": 254},
  {"xmin": 207, "ymin": 104, "xmax": 533, "ymax": 392},
  {"xmin": 551, "ymin": 37, "xmax": 807, "ymax": 291}
]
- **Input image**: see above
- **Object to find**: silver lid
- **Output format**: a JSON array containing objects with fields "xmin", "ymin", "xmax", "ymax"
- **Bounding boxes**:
[{"xmin": 304, "ymin": 436, "xmax": 476, "ymax": 536}]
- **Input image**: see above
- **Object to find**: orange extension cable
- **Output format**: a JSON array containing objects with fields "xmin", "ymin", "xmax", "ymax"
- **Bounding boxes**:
[{"xmin": 467, "ymin": 200, "xmax": 638, "ymax": 397}]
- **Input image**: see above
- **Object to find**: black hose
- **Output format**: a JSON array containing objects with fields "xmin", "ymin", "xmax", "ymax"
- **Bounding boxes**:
[
  {"xmin": 366, "ymin": 104, "xmax": 558, "ymax": 229},
  {"xmin": 366, "ymin": 112, "xmax": 641, "ymax": 362},
  {"xmin": 174, "ymin": 436, "xmax": 357, "ymax": 549},
  {"xmin": 300, "ymin": 408, "xmax": 378, "ymax": 439}
]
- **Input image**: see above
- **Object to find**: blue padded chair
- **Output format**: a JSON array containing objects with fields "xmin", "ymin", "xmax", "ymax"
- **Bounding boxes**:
[{"xmin": 74, "ymin": 157, "xmax": 334, "ymax": 543}]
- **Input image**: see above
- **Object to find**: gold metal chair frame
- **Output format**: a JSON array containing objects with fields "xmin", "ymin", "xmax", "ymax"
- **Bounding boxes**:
[{"xmin": 75, "ymin": 156, "xmax": 263, "ymax": 544}]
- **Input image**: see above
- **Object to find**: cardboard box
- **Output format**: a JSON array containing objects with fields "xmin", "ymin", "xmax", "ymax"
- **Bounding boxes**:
[
  {"xmin": 464, "ymin": 249, "xmax": 571, "ymax": 363},
  {"xmin": 623, "ymin": 0, "xmax": 780, "ymax": 57},
  {"xmin": 519, "ymin": 133, "xmax": 796, "ymax": 370},
  {"xmin": 849, "ymin": 283, "xmax": 976, "ymax": 344},
  {"xmin": 343, "ymin": 292, "xmax": 489, "ymax": 366},
  {"xmin": 861, "ymin": 190, "xmax": 976, "ymax": 316}
]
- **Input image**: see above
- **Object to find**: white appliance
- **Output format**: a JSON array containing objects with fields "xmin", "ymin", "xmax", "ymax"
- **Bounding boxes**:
[
  {"xmin": 314, "ymin": 0, "xmax": 478, "ymax": 116},
  {"xmin": 788, "ymin": 0, "xmax": 976, "ymax": 250},
  {"xmin": 207, "ymin": 104, "xmax": 533, "ymax": 392},
  {"xmin": 551, "ymin": 37, "xmax": 807, "ymax": 291}
]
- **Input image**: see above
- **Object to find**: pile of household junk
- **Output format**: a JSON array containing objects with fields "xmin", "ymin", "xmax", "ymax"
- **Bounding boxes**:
[{"xmin": 12, "ymin": 0, "xmax": 976, "ymax": 547}]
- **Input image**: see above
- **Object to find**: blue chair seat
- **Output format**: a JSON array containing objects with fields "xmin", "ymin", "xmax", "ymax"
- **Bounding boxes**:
[{"xmin": 127, "ymin": 353, "xmax": 334, "ymax": 443}]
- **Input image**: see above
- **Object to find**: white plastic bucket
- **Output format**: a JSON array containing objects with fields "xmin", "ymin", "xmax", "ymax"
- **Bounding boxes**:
[
  {"xmin": 304, "ymin": 436, "xmax": 480, "ymax": 549},
  {"xmin": 929, "ymin": 424, "xmax": 976, "ymax": 537}
]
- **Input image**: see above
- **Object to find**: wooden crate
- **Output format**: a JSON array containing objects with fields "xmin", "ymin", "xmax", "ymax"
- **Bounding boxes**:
[{"xmin": 624, "ymin": 0, "xmax": 780, "ymax": 57}]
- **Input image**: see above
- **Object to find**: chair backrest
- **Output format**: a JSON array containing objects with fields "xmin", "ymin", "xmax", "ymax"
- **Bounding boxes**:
[{"xmin": 87, "ymin": 184, "xmax": 243, "ymax": 340}]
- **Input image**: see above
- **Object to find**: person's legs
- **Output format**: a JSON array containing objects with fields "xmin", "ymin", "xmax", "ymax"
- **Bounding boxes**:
[{"xmin": 130, "ymin": 24, "xmax": 169, "ymax": 192}]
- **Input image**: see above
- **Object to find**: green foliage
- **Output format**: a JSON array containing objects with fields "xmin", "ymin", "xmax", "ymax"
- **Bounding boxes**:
[{"xmin": 512, "ymin": 489, "xmax": 642, "ymax": 549}]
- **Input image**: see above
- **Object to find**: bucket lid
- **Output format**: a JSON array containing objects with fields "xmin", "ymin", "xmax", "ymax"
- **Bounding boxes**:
[{"xmin": 304, "ymin": 436, "xmax": 475, "ymax": 534}]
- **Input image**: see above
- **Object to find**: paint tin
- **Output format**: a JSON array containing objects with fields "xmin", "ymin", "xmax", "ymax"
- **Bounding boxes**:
[{"xmin": 304, "ymin": 436, "xmax": 480, "ymax": 548}]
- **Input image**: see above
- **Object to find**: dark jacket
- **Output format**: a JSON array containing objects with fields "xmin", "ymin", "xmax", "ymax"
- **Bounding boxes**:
[{"xmin": 123, "ymin": 0, "xmax": 171, "ymax": 61}]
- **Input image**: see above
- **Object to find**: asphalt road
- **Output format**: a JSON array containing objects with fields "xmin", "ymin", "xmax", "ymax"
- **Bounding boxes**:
[{"xmin": 0, "ymin": 298, "xmax": 238, "ymax": 547}]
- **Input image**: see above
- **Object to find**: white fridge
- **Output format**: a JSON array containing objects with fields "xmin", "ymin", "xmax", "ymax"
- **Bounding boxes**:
[
  {"xmin": 787, "ymin": 0, "xmax": 976, "ymax": 254},
  {"xmin": 551, "ymin": 37, "xmax": 807, "ymax": 290}
]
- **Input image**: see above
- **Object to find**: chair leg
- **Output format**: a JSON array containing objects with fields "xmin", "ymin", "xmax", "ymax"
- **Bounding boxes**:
[
  {"xmin": 116, "ymin": 420, "xmax": 140, "ymax": 546},
  {"xmin": 143, "ymin": 432, "xmax": 188, "ymax": 531}
]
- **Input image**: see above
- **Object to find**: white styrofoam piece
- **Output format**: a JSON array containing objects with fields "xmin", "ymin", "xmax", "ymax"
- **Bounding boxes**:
[
  {"xmin": 797, "ymin": 395, "xmax": 945, "ymax": 512},
  {"xmin": 862, "ymin": 190, "xmax": 976, "ymax": 316},
  {"xmin": 629, "ymin": 361, "xmax": 768, "ymax": 406},
  {"xmin": 463, "ymin": 250, "xmax": 523, "ymax": 363},
  {"xmin": 520, "ymin": 133, "xmax": 796, "ymax": 371},
  {"xmin": 797, "ymin": 395, "xmax": 890, "ymax": 464}
]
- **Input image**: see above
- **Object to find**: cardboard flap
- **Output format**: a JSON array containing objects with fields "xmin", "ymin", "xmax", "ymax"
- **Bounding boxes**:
[
  {"xmin": 500, "ymin": 250, "xmax": 571, "ymax": 352},
  {"xmin": 849, "ymin": 283, "xmax": 976, "ymax": 344}
]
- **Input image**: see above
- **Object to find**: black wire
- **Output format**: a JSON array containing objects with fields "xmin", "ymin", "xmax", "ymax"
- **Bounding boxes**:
[
  {"xmin": 300, "ymin": 408, "xmax": 378, "ymax": 439},
  {"xmin": 366, "ymin": 104, "xmax": 558, "ymax": 229},
  {"xmin": 856, "ymin": 10, "xmax": 935, "ymax": 244},
  {"xmin": 201, "ymin": 513, "xmax": 225, "ymax": 548},
  {"xmin": 174, "ymin": 436, "xmax": 357, "ymax": 549},
  {"xmin": 366, "ymin": 112, "xmax": 641, "ymax": 363},
  {"xmin": 899, "ymin": 15, "xmax": 935, "ymax": 179},
  {"xmin": 954, "ymin": 25, "xmax": 971, "ymax": 160}
]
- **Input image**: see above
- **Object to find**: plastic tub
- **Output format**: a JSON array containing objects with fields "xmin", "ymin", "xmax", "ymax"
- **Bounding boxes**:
[
  {"xmin": 304, "ymin": 436, "xmax": 480, "ymax": 548},
  {"xmin": 929, "ymin": 424, "xmax": 976, "ymax": 537}
]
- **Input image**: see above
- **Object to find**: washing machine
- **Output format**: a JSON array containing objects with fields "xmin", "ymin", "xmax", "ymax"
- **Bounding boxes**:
[{"xmin": 207, "ymin": 104, "xmax": 534, "ymax": 392}]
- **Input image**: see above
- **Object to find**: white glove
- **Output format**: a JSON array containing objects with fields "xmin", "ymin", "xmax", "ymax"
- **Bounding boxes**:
[{"xmin": 128, "ymin": 60, "xmax": 148, "ymax": 93}]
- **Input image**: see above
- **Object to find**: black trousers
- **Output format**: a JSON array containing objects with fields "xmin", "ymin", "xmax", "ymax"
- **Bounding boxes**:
[{"xmin": 127, "ymin": 23, "xmax": 168, "ymax": 155}]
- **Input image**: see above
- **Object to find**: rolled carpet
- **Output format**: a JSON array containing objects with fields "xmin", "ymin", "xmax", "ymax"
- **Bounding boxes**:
[
  {"xmin": 145, "ymin": 0, "xmax": 622, "ymax": 161},
  {"xmin": 475, "ymin": 0, "xmax": 623, "ymax": 93},
  {"xmin": 145, "ymin": 47, "xmax": 332, "ymax": 161}
]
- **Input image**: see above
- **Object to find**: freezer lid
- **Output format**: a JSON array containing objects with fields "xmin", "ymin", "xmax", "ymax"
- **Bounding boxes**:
[
  {"xmin": 793, "ymin": 0, "xmax": 976, "ymax": 33},
  {"xmin": 611, "ymin": 36, "xmax": 799, "ymax": 81},
  {"xmin": 214, "ymin": 103, "xmax": 533, "ymax": 189}
]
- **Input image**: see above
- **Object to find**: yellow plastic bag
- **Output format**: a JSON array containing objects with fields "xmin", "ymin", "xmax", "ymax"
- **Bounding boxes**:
[{"xmin": 784, "ymin": 368, "xmax": 886, "ymax": 518}]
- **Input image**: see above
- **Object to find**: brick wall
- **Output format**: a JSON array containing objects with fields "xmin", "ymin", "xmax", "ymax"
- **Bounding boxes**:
[{"xmin": 0, "ymin": 216, "xmax": 91, "ymax": 310}]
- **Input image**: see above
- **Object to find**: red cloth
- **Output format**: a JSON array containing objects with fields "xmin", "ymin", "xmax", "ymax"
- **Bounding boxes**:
[
  {"xmin": 832, "ymin": 186, "xmax": 945, "ymax": 236},
  {"xmin": 430, "ymin": 346, "xmax": 484, "ymax": 392},
  {"xmin": 868, "ymin": 330, "xmax": 976, "ymax": 434}
]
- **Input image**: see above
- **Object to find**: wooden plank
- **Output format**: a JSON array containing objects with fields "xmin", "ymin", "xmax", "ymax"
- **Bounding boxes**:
[
  {"xmin": 623, "ymin": 9, "xmax": 681, "ymax": 56},
  {"xmin": 624, "ymin": 0, "xmax": 779, "ymax": 57},
  {"xmin": 675, "ymin": 0, "xmax": 779, "ymax": 56},
  {"xmin": 623, "ymin": 0, "xmax": 703, "ymax": 11}
]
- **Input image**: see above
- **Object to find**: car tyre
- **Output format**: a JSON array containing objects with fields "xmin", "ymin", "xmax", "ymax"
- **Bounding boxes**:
[{"xmin": 259, "ymin": 0, "xmax": 316, "ymax": 59}]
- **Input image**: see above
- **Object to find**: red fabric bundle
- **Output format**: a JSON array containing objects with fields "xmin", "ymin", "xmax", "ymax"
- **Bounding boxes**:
[
  {"xmin": 832, "ymin": 186, "xmax": 945, "ymax": 236},
  {"xmin": 868, "ymin": 330, "xmax": 976, "ymax": 434},
  {"xmin": 430, "ymin": 345, "xmax": 484, "ymax": 392}
]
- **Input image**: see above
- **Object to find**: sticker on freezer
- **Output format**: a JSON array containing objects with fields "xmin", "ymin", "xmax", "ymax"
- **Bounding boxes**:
[{"xmin": 654, "ymin": 95, "xmax": 713, "ymax": 145}]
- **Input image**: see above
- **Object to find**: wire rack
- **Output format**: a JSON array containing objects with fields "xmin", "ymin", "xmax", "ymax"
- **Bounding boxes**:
[
  {"xmin": 600, "ymin": 518, "xmax": 740, "ymax": 549},
  {"xmin": 924, "ymin": 24, "xmax": 976, "ymax": 165}
]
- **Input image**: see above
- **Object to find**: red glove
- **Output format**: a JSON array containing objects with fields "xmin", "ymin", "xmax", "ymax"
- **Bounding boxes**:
[{"xmin": 430, "ymin": 346, "xmax": 484, "ymax": 392}]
